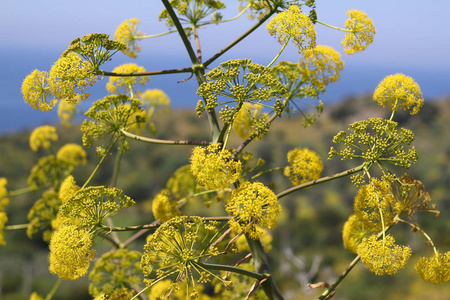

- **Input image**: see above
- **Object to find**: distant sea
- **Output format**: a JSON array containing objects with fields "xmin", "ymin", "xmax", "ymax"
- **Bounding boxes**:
[{"xmin": 2, "ymin": 48, "xmax": 449, "ymax": 134}]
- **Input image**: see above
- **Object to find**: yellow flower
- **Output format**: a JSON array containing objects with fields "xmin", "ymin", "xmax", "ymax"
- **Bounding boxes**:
[
  {"xmin": 341, "ymin": 10, "xmax": 375, "ymax": 55},
  {"xmin": 342, "ymin": 214, "xmax": 373, "ymax": 253},
  {"xmin": 284, "ymin": 148, "xmax": 323, "ymax": 185},
  {"xmin": 49, "ymin": 224, "xmax": 95, "ymax": 280},
  {"xmin": 93, "ymin": 294, "xmax": 107, "ymax": 300},
  {"xmin": 49, "ymin": 52, "xmax": 97, "ymax": 103},
  {"xmin": 29, "ymin": 125, "xmax": 58, "ymax": 151},
  {"xmin": 353, "ymin": 179, "xmax": 395, "ymax": 231},
  {"xmin": 373, "ymin": 73, "xmax": 424, "ymax": 115},
  {"xmin": 299, "ymin": 45, "xmax": 344, "ymax": 88},
  {"xmin": 114, "ymin": 18, "xmax": 143, "ymax": 58},
  {"xmin": 415, "ymin": 251, "xmax": 450, "ymax": 284},
  {"xmin": 226, "ymin": 181, "xmax": 281, "ymax": 239},
  {"xmin": 56, "ymin": 143, "xmax": 87, "ymax": 166},
  {"xmin": 0, "ymin": 177, "xmax": 9, "ymax": 211},
  {"xmin": 21, "ymin": 70, "xmax": 57, "ymax": 111},
  {"xmin": 357, "ymin": 235, "xmax": 411, "ymax": 275},
  {"xmin": 59, "ymin": 175, "xmax": 80, "ymax": 203},
  {"xmin": 190, "ymin": 144, "xmax": 242, "ymax": 189},
  {"xmin": 140, "ymin": 88, "xmax": 171, "ymax": 110},
  {"xmin": 0, "ymin": 211, "xmax": 8, "ymax": 245},
  {"xmin": 267, "ymin": 5, "xmax": 316, "ymax": 52},
  {"xmin": 233, "ymin": 103, "xmax": 267, "ymax": 139},
  {"xmin": 151, "ymin": 189, "xmax": 181, "ymax": 222},
  {"xmin": 106, "ymin": 63, "xmax": 149, "ymax": 96},
  {"xmin": 58, "ymin": 99, "xmax": 79, "ymax": 127},
  {"xmin": 29, "ymin": 292, "xmax": 44, "ymax": 300}
]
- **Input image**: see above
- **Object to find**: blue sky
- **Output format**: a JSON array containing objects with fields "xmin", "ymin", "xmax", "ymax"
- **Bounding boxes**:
[{"xmin": 1, "ymin": 0, "xmax": 450, "ymax": 132}]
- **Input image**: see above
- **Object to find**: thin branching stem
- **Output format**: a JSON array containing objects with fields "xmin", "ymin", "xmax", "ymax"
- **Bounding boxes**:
[{"xmin": 120, "ymin": 129, "xmax": 212, "ymax": 145}]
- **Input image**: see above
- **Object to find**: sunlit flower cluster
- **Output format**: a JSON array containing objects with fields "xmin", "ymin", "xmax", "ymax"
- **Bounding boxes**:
[
  {"xmin": 342, "ymin": 214, "xmax": 373, "ymax": 253},
  {"xmin": 373, "ymin": 73, "xmax": 424, "ymax": 115},
  {"xmin": 106, "ymin": 63, "xmax": 149, "ymax": 96},
  {"xmin": 0, "ymin": 178, "xmax": 9, "ymax": 211},
  {"xmin": 56, "ymin": 143, "xmax": 87, "ymax": 166},
  {"xmin": 49, "ymin": 52, "xmax": 97, "ymax": 103},
  {"xmin": 226, "ymin": 181, "xmax": 281, "ymax": 239},
  {"xmin": 267, "ymin": 5, "xmax": 316, "ymax": 52},
  {"xmin": 151, "ymin": 189, "xmax": 181, "ymax": 222},
  {"xmin": 232, "ymin": 103, "xmax": 268, "ymax": 139},
  {"xmin": 49, "ymin": 224, "xmax": 95, "ymax": 280},
  {"xmin": 89, "ymin": 249, "xmax": 143, "ymax": 297},
  {"xmin": 190, "ymin": 143, "xmax": 242, "ymax": 189},
  {"xmin": 59, "ymin": 175, "xmax": 80, "ymax": 204},
  {"xmin": 59, "ymin": 186, "xmax": 135, "ymax": 228},
  {"xmin": 357, "ymin": 234, "xmax": 411, "ymax": 275},
  {"xmin": 26, "ymin": 188, "xmax": 61, "ymax": 241},
  {"xmin": 141, "ymin": 216, "xmax": 226, "ymax": 296},
  {"xmin": 341, "ymin": 10, "xmax": 375, "ymax": 55},
  {"xmin": 284, "ymin": 148, "xmax": 323, "ymax": 185},
  {"xmin": 114, "ymin": 18, "xmax": 143, "ymax": 58},
  {"xmin": 21, "ymin": 70, "xmax": 56, "ymax": 111},
  {"xmin": 329, "ymin": 118, "xmax": 418, "ymax": 169},
  {"xmin": 415, "ymin": 252, "xmax": 450, "ymax": 284},
  {"xmin": 29, "ymin": 125, "xmax": 58, "ymax": 152},
  {"xmin": 57, "ymin": 99, "xmax": 79, "ymax": 127},
  {"xmin": 0, "ymin": 211, "xmax": 7, "ymax": 245}
]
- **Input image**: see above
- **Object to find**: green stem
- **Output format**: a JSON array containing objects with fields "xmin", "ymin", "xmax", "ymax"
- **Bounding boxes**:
[
  {"xmin": 277, "ymin": 164, "xmax": 366, "ymax": 199},
  {"xmin": 196, "ymin": 261, "xmax": 267, "ymax": 281},
  {"xmin": 316, "ymin": 20, "xmax": 352, "ymax": 32},
  {"xmin": 96, "ymin": 67, "xmax": 192, "ymax": 77},
  {"xmin": 8, "ymin": 186, "xmax": 36, "ymax": 197},
  {"xmin": 203, "ymin": 9, "xmax": 277, "ymax": 68},
  {"xmin": 44, "ymin": 278, "xmax": 62, "ymax": 300},
  {"xmin": 120, "ymin": 129, "xmax": 212, "ymax": 145},
  {"xmin": 250, "ymin": 166, "xmax": 284, "ymax": 180},
  {"xmin": 396, "ymin": 217, "xmax": 438, "ymax": 254},
  {"xmin": 82, "ymin": 138, "xmax": 117, "ymax": 189},
  {"xmin": 266, "ymin": 39, "xmax": 289, "ymax": 68},
  {"xmin": 4, "ymin": 223, "xmax": 29, "ymax": 230}
]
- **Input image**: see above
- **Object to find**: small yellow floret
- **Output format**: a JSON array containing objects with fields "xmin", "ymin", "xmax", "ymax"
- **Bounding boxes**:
[
  {"xmin": 284, "ymin": 148, "xmax": 323, "ymax": 185},
  {"xmin": 267, "ymin": 5, "xmax": 316, "ymax": 52},
  {"xmin": 29, "ymin": 125, "xmax": 58, "ymax": 151},
  {"xmin": 49, "ymin": 224, "xmax": 95, "ymax": 280},
  {"xmin": 21, "ymin": 70, "xmax": 57, "ymax": 111},
  {"xmin": 415, "ymin": 251, "xmax": 450, "ymax": 284},
  {"xmin": 114, "ymin": 18, "xmax": 143, "ymax": 58},
  {"xmin": 373, "ymin": 73, "xmax": 424, "ymax": 115},
  {"xmin": 56, "ymin": 143, "xmax": 87, "ymax": 166},
  {"xmin": 341, "ymin": 10, "xmax": 375, "ymax": 55},
  {"xmin": 357, "ymin": 235, "xmax": 411, "ymax": 275}
]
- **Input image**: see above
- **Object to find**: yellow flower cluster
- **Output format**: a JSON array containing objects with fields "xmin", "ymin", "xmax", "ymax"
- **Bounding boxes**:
[
  {"xmin": 49, "ymin": 224, "xmax": 95, "ymax": 280},
  {"xmin": 59, "ymin": 175, "xmax": 80, "ymax": 204},
  {"xmin": 106, "ymin": 63, "xmax": 149, "ymax": 96},
  {"xmin": 357, "ymin": 235, "xmax": 411, "ymax": 275},
  {"xmin": 226, "ymin": 182, "xmax": 281, "ymax": 239},
  {"xmin": 114, "ymin": 18, "xmax": 143, "ymax": 58},
  {"xmin": 284, "ymin": 148, "xmax": 323, "ymax": 185},
  {"xmin": 21, "ymin": 70, "xmax": 56, "ymax": 111},
  {"xmin": 341, "ymin": 10, "xmax": 375, "ymax": 55},
  {"xmin": 49, "ymin": 52, "xmax": 97, "ymax": 103},
  {"xmin": 342, "ymin": 214, "xmax": 373, "ymax": 253},
  {"xmin": 299, "ymin": 45, "xmax": 344, "ymax": 88},
  {"xmin": 190, "ymin": 144, "xmax": 242, "ymax": 189},
  {"xmin": 232, "ymin": 103, "xmax": 267, "ymax": 139},
  {"xmin": 151, "ymin": 189, "xmax": 181, "ymax": 222},
  {"xmin": 0, "ymin": 211, "xmax": 7, "ymax": 245},
  {"xmin": 373, "ymin": 73, "xmax": 424, "ymax": 115},
  {"xmin": 29, "ymin": 292, "xmax": 44, "ymax": 300},
  {"xmin": 56, "ymin": 143, "xmax": 87, "ymax": 166},
  {"xmin": 0, "ymin": 177, "xmax": 9, "ymax": 211},
  {"xmin": 353, "ymin": 179, "xmax": 395, "ymax": 231},
  {"xmin": 415, "ymin": 252, "xmax": 450, "ymax": 284},
  {"xmin": 29, "ymin": 125, "xmax": 58, "ymax": 151},
  {"xmin": 140, "ymin": 88, "xmax": 171, "ymax": 109},
  {"xmin": 267, "ymin": 5, "xmax": 316, "ymax": 52}
]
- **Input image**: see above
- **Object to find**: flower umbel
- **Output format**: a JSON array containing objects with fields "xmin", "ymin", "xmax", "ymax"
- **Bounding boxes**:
[
  {"xmin": 233, "ymin": 103, "xmax": 268, "ymax": 139},
  {"xmin": 21, "ymin": 70, "xmax": 56, "ymax": 111},
  {"xmin": 56, "ymin": 143, "xmax": 87, "ymax": 166},
  {"xmin": 267, "ymin": 5, "xmax": 316, "ymax": 52},
  {"xmin": 284, "ymin": 148, "xmax": 323, "ymax": 185},
  {"xmin": 357, "ymin": 234, "xmax": 411, "ymax": 276},
  {"xmin": 415, "ymin": 252, "xmax": 450, "ymax": 284},
  {"xmin": 49, "ymin": 224, "xmax": 95, "ymax": 280},
  {"xmin": 341, "ymin": 10, "xmax": 375, "ymax": 55},
  {"xmin": 151, "ymin": 189, "xmax": 181, "ymax": 222},
  {"xmin": 106, "ymin": 63, "xmax": 149, "ymax": 96},
  {"xmin": 226, "ymin": 181, "xmax": 281, "ymax": 239},
  {"xmin": 29, "ymin": 125, "xmax": 58, "ymax": 152},
  {"xmin": 373, "ymin": 73, "xmax": 424, "ymax": 115},
  {"xmin": 114, "ymin": 18, "xmax": 143, "ymax": 58},
  {"xmin": 342, "ymin": 214, "xmax": 373, "ymax": 253}
]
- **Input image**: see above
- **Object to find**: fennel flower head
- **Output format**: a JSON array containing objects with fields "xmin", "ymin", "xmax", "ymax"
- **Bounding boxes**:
[
  {"xmin": 284, "ymin": 148, "xmax": 323, "ymax": 185},
  {"xmin": 29, "ymin": 125, "xmax": 58, "ymax": 151},
  {"xmin": 21, "ymin": 69, "xmax": 56, "ymax": 111},
  {"xmin": 415, "ymin": 251, "xmax": 450, "ymax": 284},
  {"xmin": 49, "ymin": 224, "xmax": 95, "ymax": 280},
  {"xmin": 56, "ymin": 143, "xmax": 87, "ymax": 166},
  {"xmin": 267, "ymin": 5, "xmax": 316, "ymax": 52},
  {"xmin": 226, "ymin": 181, "xmax": 281, "ymax": 239},
  {"xmin": 373, "ymin": 73, "xmax": 424, "ymax": 115},
  {"xmin": 114, "ymin": 18, "xmax": 143, "ymax": 58},
  {"xmin": 341, "ymin": 10, "xmax": 375, "ymax": 55}
]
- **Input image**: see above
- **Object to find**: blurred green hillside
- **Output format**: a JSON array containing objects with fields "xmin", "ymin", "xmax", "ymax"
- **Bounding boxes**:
[{"xmin": 1, "ymin": 94, "xmax": 449, "ymax": 300}]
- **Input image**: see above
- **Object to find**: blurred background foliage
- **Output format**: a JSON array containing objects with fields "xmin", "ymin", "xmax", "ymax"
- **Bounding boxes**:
[{"xmin": 0, "ymin": 93, "xmax": 449, "ymax": 299}]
